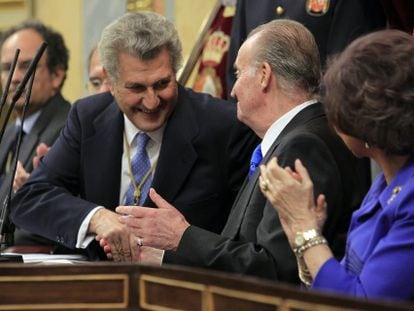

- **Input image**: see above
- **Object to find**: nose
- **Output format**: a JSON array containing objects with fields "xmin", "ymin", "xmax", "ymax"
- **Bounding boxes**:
[
  {"xmin": 11, "ymin": 67, "xmax": 24, "ymax": 84},
  {"xmin": 230, "ymin": 84, "xmax": 237, "ymax": 100},
  {"xmin": 142, "ymin": 88, "xmax": 160, "ymax": 109}
]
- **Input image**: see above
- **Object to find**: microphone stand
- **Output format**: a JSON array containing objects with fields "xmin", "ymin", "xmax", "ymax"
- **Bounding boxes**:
[
  {"xmin": 0, "ymin": 73, "xmax": 35, "ymax": 262},
  {"xmin": 0, "ymin": 42, "xmax": 47, "ymax": 145},
  {"xmin": 0, "ymin": 49, "xmax": 20, "ymax": 145},
  {"xmin": 0, "ymin": 42, "xmax": 48, "ymax": 262}
]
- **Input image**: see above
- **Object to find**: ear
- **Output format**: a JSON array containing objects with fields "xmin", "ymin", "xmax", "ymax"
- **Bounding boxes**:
[
  {"xmin": 259, "ymin": 62, "xmax": 272, "ymax": 91},
  {"xmin": 103, "ymin": 67, "xmax": 115, "ymax": 96},
  {"xmin": 51, "ymin": 68, "xmax": 66, "ymax": 89}
]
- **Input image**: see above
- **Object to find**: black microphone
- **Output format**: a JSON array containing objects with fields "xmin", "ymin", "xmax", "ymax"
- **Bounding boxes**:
[
  {"xmin": 0, "ymin": 49, "xmax": 20, "ymax": 145},
  {"xmin": 0, "ymin": 42, "xmax": 47, "ymax": 146},
  {"xmin": 0, "ymin": 42, "xmax": 48, "ymax": 262},
  {"xmin": 0, "ymin": 74, "xmax": 37, "ymax": 263},
  {"xmin": 11, "ymin": 42, "xmax": 48, "ymax": 104}
]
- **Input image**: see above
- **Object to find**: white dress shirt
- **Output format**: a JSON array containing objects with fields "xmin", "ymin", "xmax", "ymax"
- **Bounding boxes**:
[
  {"xmin": 260, "ymin": 99, "xmax": 317, "ymax": 157},
  {"xmin": 76, "ymin": 115, "xmax": 164, "ymax": 248}
]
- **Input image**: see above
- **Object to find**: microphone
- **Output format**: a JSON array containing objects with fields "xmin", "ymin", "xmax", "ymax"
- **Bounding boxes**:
[
  {"xmin": 0, "ymin": 42, "xmax": 47, "ymax": 145},
  {"xmin": 0, "ymin": 75, "xmax": 36, "ymax": 263},
  {"xmin": 0, "ymin": 49, "xmax": 20, "ymax": 145},
  {"xmin": 0, "ymin": 42, "xmax": 48, "ymax": 262},
  {"xmin": 12, "ymin": 42, "xmax": 48, "ymax": 104}
]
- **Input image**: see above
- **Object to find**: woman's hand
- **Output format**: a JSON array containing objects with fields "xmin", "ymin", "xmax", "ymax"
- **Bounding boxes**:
[{"xmin": 259, "ymin": 158, "xmax": 326, "ymax": 244}]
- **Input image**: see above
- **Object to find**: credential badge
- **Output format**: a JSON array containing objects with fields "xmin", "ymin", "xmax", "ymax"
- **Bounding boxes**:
[{"xmin": 306, "ymin": 0, "xmax": 330, "ymax": 16}]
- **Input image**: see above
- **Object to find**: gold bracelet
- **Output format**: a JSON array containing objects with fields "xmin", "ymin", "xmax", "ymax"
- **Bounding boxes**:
[
  {"xmin": 293, "ymin": 236, "xmax": 328, "ymax": 257},
  {"xmin": 296, "ymin": 256, "xmax": 312, "ymax": 287}
]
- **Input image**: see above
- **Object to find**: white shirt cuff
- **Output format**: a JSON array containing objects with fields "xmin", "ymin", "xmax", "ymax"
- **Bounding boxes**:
[{"xmin": 76, "ymin": 206, "xmax": 104, "ymax": 249}]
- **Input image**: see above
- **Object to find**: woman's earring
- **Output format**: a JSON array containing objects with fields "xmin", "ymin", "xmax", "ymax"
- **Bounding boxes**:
[{"xmin": 364, "ymin": 142, "xmax": 370, "ymax": 149}]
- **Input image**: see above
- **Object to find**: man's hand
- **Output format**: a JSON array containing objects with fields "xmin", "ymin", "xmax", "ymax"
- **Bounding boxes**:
[
  {"xmin": 33, "ymin": 143, "xmax": 50, "ymax": 168},
  {"xmin": 98, "ymin": 236, "xmax": 163, "ymax": 265},
  {"xmin": 139, "ymin": 246, "xmax": 163, "ymax": 265},
  {"xmin": 13, "ymin": 161, "xmax": 30, "ymax": 192},
  {"xmin": 96, "ymin": 234, "xmax": 140, "ymax": 262},
  {"xmin": 13, "ymin": 143, "xmax": 50, "ymax": 192},
  {"xmin": 116, "ymin": 188, "xmax": 190, "ymax": 251},
  {"xmin": 90, "ymin": 208, "xmax": 133, "ymax": 262}
]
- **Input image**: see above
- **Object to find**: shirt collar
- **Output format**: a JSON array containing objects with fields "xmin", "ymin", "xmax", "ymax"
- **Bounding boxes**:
[
  {"xmin": 15, "ymin": 110, "xmax": 42, "ymax": 134},
  {"xmin": 261, "ymin": 99, "xmax": 317, "ymax": 157},
  {"xmin": 123, "ymin": 114, "xmax": 165, "ymax": 146}
]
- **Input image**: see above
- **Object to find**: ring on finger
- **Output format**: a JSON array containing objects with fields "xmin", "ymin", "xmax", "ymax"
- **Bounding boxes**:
[
  {"xmin": 136, "ymin": 237, "xmax": 144, "ymax": 247},
  {"xmin": 261, "ymin": 178, "xmax": 270, "ymax": 192}
]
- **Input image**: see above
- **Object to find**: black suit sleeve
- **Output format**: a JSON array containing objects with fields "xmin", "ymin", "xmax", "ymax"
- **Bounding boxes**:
[{"xmin": 164, "ymin": 129, "xmax": 342, "ymax": 282}]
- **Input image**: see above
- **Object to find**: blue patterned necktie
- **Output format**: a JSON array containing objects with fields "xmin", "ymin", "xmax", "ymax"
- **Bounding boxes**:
[
  {"xmin": 248, "ymin": 143, "xmax": 263, "ymax": 179},
  {"xmin": 124, "ymin": 132, "xmax": 152, "ymax": 206}
]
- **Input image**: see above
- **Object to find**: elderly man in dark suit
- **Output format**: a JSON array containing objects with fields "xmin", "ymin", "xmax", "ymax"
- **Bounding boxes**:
[
  {"xmin": 113, "ymin": 19, "xmax": 364, "ymax": 284},
  {"xmin": 0, "ymin": 20, "xmax": 70, "ymax": 248},
  {"xmin": 10, "ymin": 12, "xmax": 257, "ymax": 261},
  {"xmin": 226, "ymin": 0, "xmax": 387, "ymax": 192}
]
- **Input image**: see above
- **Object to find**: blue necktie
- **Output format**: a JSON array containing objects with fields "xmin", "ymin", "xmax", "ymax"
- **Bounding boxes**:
[
  {"xmin": 124, "ymin": 133, "xmax": 152, "ymax": 206},
  {"xmin": 248, "ymin": 143, "xmax": 262, "ymax": 179}
]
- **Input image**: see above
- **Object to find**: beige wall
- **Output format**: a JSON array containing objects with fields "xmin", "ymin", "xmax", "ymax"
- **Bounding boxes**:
[
  {"xmin": 25, "ymin": 0, "xmax": 217, "ymax": 102},
  {"xmin": 34, "ymin": 0, "xmax": 83, "ymax": 103},
  {"xmin": 174, "ymin": 0, "xmax": 217, "ymax": 66}
]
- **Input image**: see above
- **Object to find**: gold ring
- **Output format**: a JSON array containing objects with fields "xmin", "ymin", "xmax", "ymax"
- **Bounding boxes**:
[
  {"xmin": 136, "ymin": 237, "xmax": 144, "ymax": 247},
  {"xmin": 261, "ymin": 178, "xmax": 270, "ymax": 192}
]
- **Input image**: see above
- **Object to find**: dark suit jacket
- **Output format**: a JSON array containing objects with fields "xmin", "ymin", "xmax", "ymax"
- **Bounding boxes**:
[
  {"xmin": 11, "ymin": 86, "xmax": 258, "ymax": 259},
  {"xmin": 164, "ymin": 103, "xmax": 363, "ymax": 284},
  {"xmin": 226, "ymin": 0, "xmax": 386, "ymax": 96},
  {"xmin": 0, "ymin": 92, "xmax": 70, "ymax": 245}
]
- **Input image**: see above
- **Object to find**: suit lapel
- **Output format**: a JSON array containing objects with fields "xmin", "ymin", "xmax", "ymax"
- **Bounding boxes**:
[
  {"xmin": 148, "ymin": 86, "xmax": 198, "ymax": 206},
  {"xmin": 18, "ymin": 93, "xmax": 69, "ymax": 168},
  {"xmin": 84, "ymin": 99, "xmax": 124, "ymax": 209},
  {"xmin": 0, "ymin": 126, "xmax": 18, "ymax": 169},
  {"xmin": 222, "ymin": 176, "xmax": 255, "ymax": 237}
]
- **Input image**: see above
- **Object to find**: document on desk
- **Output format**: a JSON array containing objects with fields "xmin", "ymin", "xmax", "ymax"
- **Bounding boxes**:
[{"xmin": 2, "ymin": 253, "xmax": 87, "ymax": 264}]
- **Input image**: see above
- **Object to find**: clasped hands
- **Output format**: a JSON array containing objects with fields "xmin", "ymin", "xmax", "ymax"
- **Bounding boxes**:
[{"xmin": 94, "ymin": 188, "xmax": 190, "ymax": 264}]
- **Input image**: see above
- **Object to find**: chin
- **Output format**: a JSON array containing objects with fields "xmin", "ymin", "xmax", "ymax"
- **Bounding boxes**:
[{"xmin": 134, "ymin": 118, "xmax": 166, "ymax": 133}]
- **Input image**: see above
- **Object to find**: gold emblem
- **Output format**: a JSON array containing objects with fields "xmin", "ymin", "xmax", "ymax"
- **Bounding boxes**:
[
  {"xmin": 306, "ymin": 0, "xmax": 330, "ymax": 16},
  {"xmin": 276, "ymin": 6, "xmax": 284, "ymax": 16},
  {"xmin": 387, "ymin": 186, "xmax": 402, "ymax": 205},
  {"xmin": 193, "ymin": 30, "xmax": 229, "ymax": 98},
  {"xmin": 201, "ymin": 30, "xmax": 230, "ymax": 66}
]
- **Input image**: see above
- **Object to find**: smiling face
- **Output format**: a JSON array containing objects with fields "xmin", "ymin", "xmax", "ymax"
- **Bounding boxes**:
[{"xmin": 108, "ymin": 48, "xmax": 178, "ymax": 132}]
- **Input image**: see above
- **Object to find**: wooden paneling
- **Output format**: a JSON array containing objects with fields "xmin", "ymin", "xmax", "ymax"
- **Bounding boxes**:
[{"xmin": 0, "ymin": 263, "xmax": 412, "ymax": 311}]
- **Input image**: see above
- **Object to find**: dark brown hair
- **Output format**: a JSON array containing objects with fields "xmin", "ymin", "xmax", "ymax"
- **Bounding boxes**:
[
  {"xmin": 0, "ymin": 20, "xmax": 69, "ymax": 88},
  {"xmin": 323, "ymin": 30, "xmax": 414, "ymax": 155}
]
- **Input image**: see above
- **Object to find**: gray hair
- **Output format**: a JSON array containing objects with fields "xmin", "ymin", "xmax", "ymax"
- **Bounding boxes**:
[
  {"xmin": 248, "ymin": 19, "xmax": 321, "ymax": 96},
  {"xmin": 98, "ymin": 12, "xmax": 182, "ymax": 82}
]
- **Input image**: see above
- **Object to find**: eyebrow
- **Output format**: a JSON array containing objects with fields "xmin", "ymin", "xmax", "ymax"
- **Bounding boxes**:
[{"xmin": 124, "ymin": 75, "xmax": 172, "ymax": 88}]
